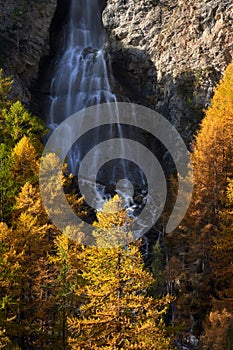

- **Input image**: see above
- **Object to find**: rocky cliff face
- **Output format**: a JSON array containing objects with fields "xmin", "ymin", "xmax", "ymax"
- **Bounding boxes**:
[
  {"xmin": 1, "ymin": 0, "xmax": 232, "ymax": 140},
  {"xmin": 0, "ymin": 0, "xmax": 57, "ymax": 105},
  {"xmin": 103, "ymin": 0, "xmax": 233, "ymax": 140}
]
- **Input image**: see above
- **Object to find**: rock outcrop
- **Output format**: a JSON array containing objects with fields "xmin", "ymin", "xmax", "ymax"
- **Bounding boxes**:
[
  {"xmin": 0, "ymin": 0, "xmax": 57, "ymax": 105},
  {"xmin": 103, "ymin": 0, "xmax": 233, "ymax": 140},
  {"xmin": 0, "ymin": 0, "xmax": 232, "ymax": 141}
]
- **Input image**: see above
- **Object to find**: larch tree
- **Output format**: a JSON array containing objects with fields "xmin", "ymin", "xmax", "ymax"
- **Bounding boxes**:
[
  {"xmin": 191, "ymin": 62, "xmax": 233, "ymax": 227},
  {"xmin": 0, "ymin": 69, "xmax": 12, "ymax": 111},
  {"xmin": 0, "ymin": 136, "xmax": 40, "ymax": 222},
  {"xmin": 201, "ymin": 309, "xmax": 233, "ymax": 350},
  {"xmin": 0, "ymin": 72, "xmax": 46, "ymax": 222},
  {"xmin": 0, "ymin": 222, "xmax": 16, "ymax": 349},
  {"xmin": 201, "ymin": 179, "xmax": 233, "ymax": 350},
  {"xmin": 1, "ymin": 100, "xmax": 46, "ymax": 150},
  {"xmin": 0, "ymin": 182, "xmax": 53, "ymax": 349},
  {"xmin": 11, "ymin": 136, "xmax": 39, "ymax": 185},
  {"xmin": 189, "ymin": 62, "xmax": 233, "ymax": 321},
  {"xmin": 68, "ymin": 195, "xmax": 173, "ymax": 350},
  {"xmin": 211, "ymin": 180, "xmax": 233, "ymax": 303},
  {"xmin": 48, "ymin": 234, "xmax": 85, "ymax": 350},
  {"xmin": 0, "ymin": 144, "xmax": 14, "ymax": 221},
  {"xmin": 163, "ymin": 62, "xmax": 233, "ymax": 340}
]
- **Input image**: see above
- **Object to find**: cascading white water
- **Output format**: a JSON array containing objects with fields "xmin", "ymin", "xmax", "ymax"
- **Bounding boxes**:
[
  {"xmin": 49, "ymin": 0, "xmax": 116, "ymax": 123},
  {"xmin": 47, "ymin": 0, "xmax": 145, "ymax": 189},
  {"xmin": 48, "ymin": 0, "xmax": 116, "ymax": 175},
  {"xmin": 45, "ymin": 0, "xmax": 159, "ymax": 231}
]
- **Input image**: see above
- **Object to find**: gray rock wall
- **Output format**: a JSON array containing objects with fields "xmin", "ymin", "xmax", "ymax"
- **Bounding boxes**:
[
  {"xmin": 0, "ymin": 0, "xmax": 232, "ymax": 141},
  {"xmin": 0, "ymin": 0, "xmax": 57, "ymax": 105},
  {"xmin": 103, "ymin": 0, "xmax": 233, "ymax": 140}
]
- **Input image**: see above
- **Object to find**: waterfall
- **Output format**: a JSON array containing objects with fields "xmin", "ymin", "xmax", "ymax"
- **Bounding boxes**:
[
  {"xmin": 47, "ymin": 0, "xmax": 146, "ymax": 193},
  {"xmin": 44, "ymin": 0, "xmax": 164, "ymax": 241},
  {"xmin": 49, "ymin": 0, "xmax": 116, "ymax": 123},
  {"xmin": 48, "ymin": 0, "xmax": 118, "ymax": 175}
]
